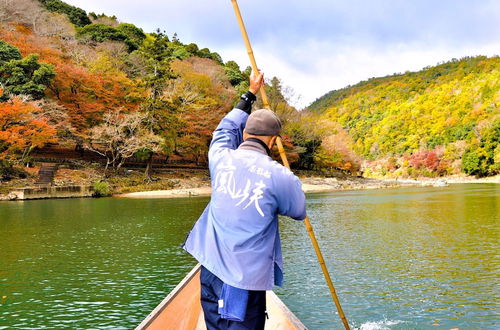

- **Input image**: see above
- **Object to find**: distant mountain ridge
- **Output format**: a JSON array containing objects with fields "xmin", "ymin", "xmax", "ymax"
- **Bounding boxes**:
[
  {"xmin": 306, "ymin": 56, "xmax": 499, "ymax": 177},
  {"xmin": 309, "ymin": 56, "xmax": 499, "ymax": 112}
]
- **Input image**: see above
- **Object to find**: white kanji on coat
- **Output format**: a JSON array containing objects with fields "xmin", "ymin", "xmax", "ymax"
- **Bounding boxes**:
[{"xmin": 243, "ymin": 180, "xmax": 266, "ymax": 216}]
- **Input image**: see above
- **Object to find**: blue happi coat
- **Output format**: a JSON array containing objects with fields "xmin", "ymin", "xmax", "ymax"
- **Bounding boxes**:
[{"xmin": 183, "ymin": 108, "xmax": 306, "ymax": 291}]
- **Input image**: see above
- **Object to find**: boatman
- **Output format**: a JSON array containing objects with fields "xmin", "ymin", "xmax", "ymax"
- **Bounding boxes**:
[{"xmin": 183, "ymin": 71, "xmax": 306, "ymax": 329}]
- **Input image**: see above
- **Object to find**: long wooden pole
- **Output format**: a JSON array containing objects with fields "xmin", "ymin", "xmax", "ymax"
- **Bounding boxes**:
[{"xmin": 230, "ymin": 1, "xmax": 350, "ymax": 329}]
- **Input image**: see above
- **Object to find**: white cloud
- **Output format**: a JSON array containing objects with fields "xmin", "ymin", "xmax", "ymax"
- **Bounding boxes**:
[
  {"xmin": 63, "ymin": 0, "xmax": 500, "ymax": 108},
  {"xmin": 218, "ymin": 39, "xmax": 500, "ymax": 109}
]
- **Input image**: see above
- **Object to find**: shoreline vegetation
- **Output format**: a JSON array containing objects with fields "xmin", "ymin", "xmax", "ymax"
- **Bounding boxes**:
[{"xmin": 1, "ymin": 165, "xmax": 499, "ymax": 201}]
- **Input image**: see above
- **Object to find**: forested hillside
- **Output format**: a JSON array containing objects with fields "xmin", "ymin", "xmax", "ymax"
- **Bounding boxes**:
[
  {"xmin": 1, "ymin": 0, "xmax": 498, "ymax": 181},
  {"xmin": 0, "ymin": 0, "xmax": 297, "ymax": 180},
  {"xmin": 306, "ymin": 56, "xmax": 500, "ymax": 177}
]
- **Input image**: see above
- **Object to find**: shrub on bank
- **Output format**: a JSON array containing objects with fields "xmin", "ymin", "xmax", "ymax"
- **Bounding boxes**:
[
  {"xmin": 92, "ymin": 181, "xmax": 111, "ymax": 197},
  {"xmin": 0, "ymin": 159, "xmax": 28, "ymax": 181}
]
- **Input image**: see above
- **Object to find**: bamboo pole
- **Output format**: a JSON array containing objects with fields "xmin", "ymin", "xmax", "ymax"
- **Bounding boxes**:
[
  {"xmin": 230, "ymin": 0, "xmax": 270, "ymax": 108},
  {"xmin": 230, "ymin": 1, "xmax": 350, "ymax": 329}
]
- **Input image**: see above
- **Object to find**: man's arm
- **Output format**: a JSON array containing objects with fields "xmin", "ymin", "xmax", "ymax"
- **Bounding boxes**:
[
  {"xmin": 208, "ymin": 71, "xmax": 264, "ymax": 162},
  {"xmin": 276, "ymin": 170, "xmax": 307, "ymax": 221}
]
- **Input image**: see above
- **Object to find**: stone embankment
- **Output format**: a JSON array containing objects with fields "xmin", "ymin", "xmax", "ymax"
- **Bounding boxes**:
[
  {"xmin": 1, "ymin": 185, "xmax": 94, "ymax": 201},
  {"xmin": 3, "ymin": 173, "xmax": 498, "ymax": 201}
]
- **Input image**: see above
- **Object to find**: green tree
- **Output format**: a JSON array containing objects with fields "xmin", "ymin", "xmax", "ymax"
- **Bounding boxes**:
[
  {"xmin": 462, "ymin": 150, "xmax": 481, "ymax": 176},
  {"xmin": 0, "ymin": 49, "xmax": 55, "ymax": 100},
  {"xmin": 116, "ymin": 23, "xmax": 146, "ymax": 50},
  {"xmin": 224, "ymin": 60, "xmax": 245, "ymax": 86},
  {"xmin": 493, "ymin": 145, "xmax": 500, "ymax": 172},
  {"xmin": 77, "ymin": 24, "xmax": 127, "ymax": 42},
  {"xmin": 197, "ymin": 47, "xmax": 213, "ymax": 59},
  {"xmin": 235, "ymin": 66, "xmax": 251, "ymax": 95},
  {"xmin": 210, "ymin": 52, "xmax": 223, "ymax": 64},
  {"xmin": 185, "ymin": 43, "xmax": 199, "ymax": 55},
  {"xmin": 39, "ymin": 0, "xmax": 92, "ymax": 27},
  {"xmin": 138, "ymin": 30, "xmax": 178, "ymax": 178},
  {"xmin": 139, "ymin": 30, "xmax": 174, "ymax": 99},
  {"xmin": 170, "ymin": 43, "xmax": 190, "ymax": 60},
  {"xmin": 0, "ymin": 41, "xmax": 22, "ymax": 63},
  {"xmin": 266, "ymin": 77, "xmax": 287, "ymax": 110},
  {"xmin": 77, "ymin": 23, "xmax": 146, "ymax": 52},
  {"xmin": 477, "ymin": 118, "xmax": 500, "ymax": 175}
]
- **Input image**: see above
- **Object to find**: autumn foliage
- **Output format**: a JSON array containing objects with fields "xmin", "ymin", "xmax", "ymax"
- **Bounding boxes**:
[
  {"xmin": 0, "ymin": 27, "xmax": 140, "ymax": 131},
  {"xmin": 0, "ymin": 97, "xmax": 57, "ymax": 160},
  {"xmin": 0, "ymin": 2, "xmax": 243, "ymax": 171},
  {"xmin": 309, "ymin": 56, "xmax": 500, "ymax": 177}
]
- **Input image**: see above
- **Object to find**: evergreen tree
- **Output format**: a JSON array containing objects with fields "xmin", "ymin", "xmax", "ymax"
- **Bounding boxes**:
[
  {"xmin": 0, "ymin": 40, "xmax": 22, "ymax": 63},
  {"xmin": 137, "ymin": 30, "xmax": 178, "ymax": 177},
  {"xmin": 39, "ymin": 0, "xmax": 92, "ymax": 27},
  {"xmin": 0, "ymin": 42, "xmax": 55, "ymax": 100}
]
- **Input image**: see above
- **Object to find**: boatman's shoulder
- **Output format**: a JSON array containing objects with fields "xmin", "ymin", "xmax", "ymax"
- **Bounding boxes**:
[{"xmin": 268, "ymin": 159, "xmax": 297, "ymax": 178}]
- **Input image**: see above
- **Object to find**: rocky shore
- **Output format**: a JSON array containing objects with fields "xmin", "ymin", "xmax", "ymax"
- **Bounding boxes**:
[{"xmin": 116, "ymin": 174, "xmax": 499, "ymax": 199}]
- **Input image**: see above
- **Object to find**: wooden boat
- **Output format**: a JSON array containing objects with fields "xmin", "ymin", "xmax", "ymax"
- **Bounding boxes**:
[{"xmin": 136, "ymin": 264, "xmax": 306, "ymax": 329}]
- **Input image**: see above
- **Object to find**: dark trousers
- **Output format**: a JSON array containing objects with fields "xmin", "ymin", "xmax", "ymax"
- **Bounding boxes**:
[{"xmin": 200, "ymin": 266, "xmax": 266, "ymax": 330}]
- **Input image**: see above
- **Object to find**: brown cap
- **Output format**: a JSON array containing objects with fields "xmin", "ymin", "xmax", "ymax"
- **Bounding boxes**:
[{"xmin": 244, "ymin": 109, "xmax": 282, "ymax": 136}]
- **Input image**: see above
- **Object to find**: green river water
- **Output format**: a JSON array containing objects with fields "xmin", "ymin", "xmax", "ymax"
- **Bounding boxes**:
[{"xmin": 0, "ymin": 184, "xmax": 498, "ymax": 329}]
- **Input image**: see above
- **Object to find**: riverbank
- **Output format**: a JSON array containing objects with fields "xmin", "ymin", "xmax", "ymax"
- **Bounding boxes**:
[
  {"xmin": 2, "ymin": 164, "xmax": 498, "ymax": 201},
  {"xmin": 116, "ymin": 174, "xmax": 499, "ymax": 199},
  {"xmin": 115, "ymin": 174, "xmax": 407, "ymax": 199}
]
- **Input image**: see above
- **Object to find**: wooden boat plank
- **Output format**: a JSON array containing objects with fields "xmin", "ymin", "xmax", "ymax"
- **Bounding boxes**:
[
  {"xmin": 136, "ymin": 265, "xmax": 202, "ymax": 330},
  {"xmin": 266, "ymin": 290, "xmax": 306, "ymax": 329},
  {"xmin": 136, "ymin": 264, "xmax": 307, "ymax": 330}
]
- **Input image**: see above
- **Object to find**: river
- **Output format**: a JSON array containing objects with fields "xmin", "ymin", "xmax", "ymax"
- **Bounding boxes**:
[{"xmin": 0, "ymin": 184, "xmax": 498, "ymax": 329}]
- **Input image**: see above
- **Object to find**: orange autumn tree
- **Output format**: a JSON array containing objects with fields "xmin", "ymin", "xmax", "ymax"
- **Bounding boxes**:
[
  {"xmin": 0, "ymin": 97, "xmax": 57, "ymax": 161},
  {"xmin": 170, "ymin": 58, "xmax": 235, "ymax": 164},
  {"xmin": 0, "ymin": 26, "xmax": 141, "ymax": 134},
  {"xmin": 46, "ymin": 59, "xmax": 140, "ymax": 130}
]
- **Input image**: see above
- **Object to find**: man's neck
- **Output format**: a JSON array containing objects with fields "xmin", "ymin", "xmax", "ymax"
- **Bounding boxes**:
[{"xmin": 239, "ymin": 138, "xmax": 271, "ymax": 156}]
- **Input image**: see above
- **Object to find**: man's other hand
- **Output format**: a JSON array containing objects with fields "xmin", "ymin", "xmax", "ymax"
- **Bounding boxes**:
[{"xmin": 249, "ymin": 70, "xmax": 264, "ymax": 95}]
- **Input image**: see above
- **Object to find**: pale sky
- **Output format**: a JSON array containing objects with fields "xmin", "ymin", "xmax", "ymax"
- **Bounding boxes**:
[{"xmin": 64, "ymin": 0, "xmax": 500, "ymax": 108}]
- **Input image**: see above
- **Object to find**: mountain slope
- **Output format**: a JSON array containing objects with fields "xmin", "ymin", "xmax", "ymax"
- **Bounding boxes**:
[{"xmin": 307, "ymin": 56, "xmax": 500, "ymax": 177}]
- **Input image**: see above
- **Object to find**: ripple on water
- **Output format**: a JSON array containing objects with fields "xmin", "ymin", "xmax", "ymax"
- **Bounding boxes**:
[{"xmin": 357, "ymin": 319, "xmax": 406, "ymax": 330}]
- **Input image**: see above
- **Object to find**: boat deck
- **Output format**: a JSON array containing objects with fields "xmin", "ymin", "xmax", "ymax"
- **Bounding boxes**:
[{"xmin": 136, "ymin": 264, "xmax": 306, "ymax": 329}]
